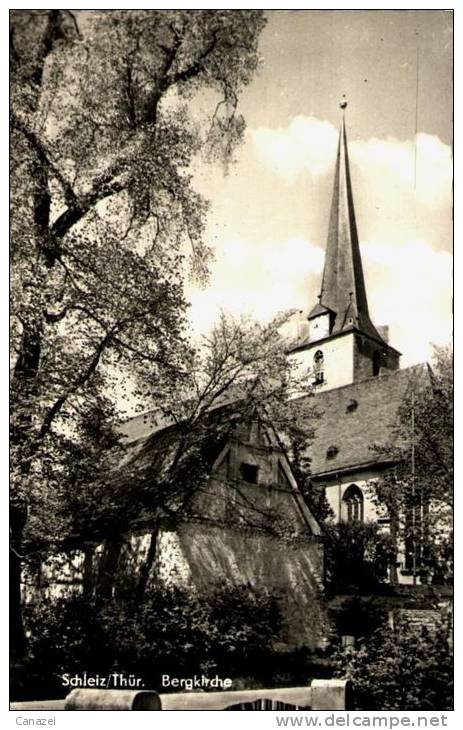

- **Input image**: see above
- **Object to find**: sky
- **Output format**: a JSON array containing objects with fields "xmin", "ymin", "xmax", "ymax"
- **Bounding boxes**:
[{"xmin": 185, "ymin": 9, "xmax": 453, "ymax": 367}]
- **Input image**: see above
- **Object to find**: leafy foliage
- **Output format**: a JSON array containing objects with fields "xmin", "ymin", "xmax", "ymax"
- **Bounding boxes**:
[
  {"xmin": 334, "ymin": 612, "xmax": 453, "ymax": 710},
  {"xmin": 324, "ymin": 521, "xmax": 396, "ymax": 594},
  {"xmin": 10, "ymin": 8, "xmax": 267, "ymax": 543},
  {"xmin": 368, "ymin": 346, "xmax": 453, "ymax": 584},
  {"xmin": 11, "ymin": 584, "xmax": 282, "ymax": 701}
]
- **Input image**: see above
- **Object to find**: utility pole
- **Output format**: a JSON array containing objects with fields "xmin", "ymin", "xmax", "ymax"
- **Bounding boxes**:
[
  {"xmin": 414, "ymin": 45, "xmax": 420, "ymax": 191},
  {"xmin": 411, "ymin": 389, "xmax": 417, "ymax": 585}
]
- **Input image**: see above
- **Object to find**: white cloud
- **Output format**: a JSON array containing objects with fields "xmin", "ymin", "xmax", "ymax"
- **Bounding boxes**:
[
  {"xmin": 251, "ymin": 115, "xmax": 452, "ymax": 209},
  {"xmin": 250, "ymin": 116, "xmax": 338, "ymax": 181},
  {"xmin": 361, "ymin": 239, "xmax": 452, "ymax": 364},
  {"xmin": 352, "ymin": 133, "xmax": 452, "ymax": 209},
  {"xmin": 186, "ymin": 236, "xmax": 324, "ymax": 334},
  {"xmin": 186, "ymin": 235, "xmax": 452, "ymax": 367}
]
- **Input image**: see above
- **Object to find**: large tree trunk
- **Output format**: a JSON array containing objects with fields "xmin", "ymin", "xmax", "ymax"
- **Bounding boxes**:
[
  {"xmin": 135, "ymin": 526, "xmax": 160, "ymax": 604},
  {"xmin": 10, "ymin": 321, "xmax": 43, "ymax": 658},
  {"xmin": 10, "ymin": 509, "xmax": 27, "ymax": 660},
  {"xmin": 95, "ymin": 538, "xmax": 124, "ymax": 601}
]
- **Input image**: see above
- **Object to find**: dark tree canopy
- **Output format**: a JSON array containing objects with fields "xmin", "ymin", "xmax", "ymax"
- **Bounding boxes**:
[{"xmin": 369, "ymin": 345, "xmax": 453, "ymax": 584}]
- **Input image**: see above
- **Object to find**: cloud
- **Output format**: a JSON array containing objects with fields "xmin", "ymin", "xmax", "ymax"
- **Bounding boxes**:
[
  {"xmin": 361, "ymin": 239, "xmax": 452, "ymax": 364},
  {"xmin": 186, "ymin": 236, "xmax": 325, "ymax": 334},
  {"xmin": 250, "ymin": 116, "xmax": 338, "ymax": 181},
  {"xmin": 186, "ymin": 235, "xmax": 452, "ymax": 367},
  {"xmin": 251, "ymin": 115, "xmax": 452, "ymax": 209},
  {"xmin": 352, "ymin": 133, "xmax": 452, "ymax": 209}
]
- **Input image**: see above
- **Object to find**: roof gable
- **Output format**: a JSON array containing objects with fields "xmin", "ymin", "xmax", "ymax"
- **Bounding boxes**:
[{"xmin": 114, "ymin": 408, "xmax": 322, "ymax": 537}]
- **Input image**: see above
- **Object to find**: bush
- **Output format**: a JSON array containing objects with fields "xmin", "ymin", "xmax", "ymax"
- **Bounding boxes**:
[
  {"xmin": 11, "ymin": 584, "xmax": 282, "ymax": 701},
  {"xmin": 334, "ymin": 612, "xmax": 453, "ymax": 710},
  {"xmin": 325, "ymin": 521, "xmax": 396, "ymax": 593}
]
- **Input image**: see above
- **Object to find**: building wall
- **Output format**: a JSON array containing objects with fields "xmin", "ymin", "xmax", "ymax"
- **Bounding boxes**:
[
  {"xmin": 316, "ymin": 469, "xmax": 425, "ymax": 586},
  {"xmin": 176, "ymin": 520, "xmax": 327, "ymax": 649},
  {"xmin": 23, "ymin": 519, "xmax": 326, "ymax": 650},
  {"xmin": 290, "ymin": 333, "xmax": 354, "ymax": 392},
  {"xmin": 353, "ymin": 333, "xmax": 400, "ymax": 381},
  {"xmin": 290, "ymin": 332, "xmax": 400, "ymax": 396},
  {"xmin": 320, "ymin": 471, "xmax": 384, "ymax": 524}
]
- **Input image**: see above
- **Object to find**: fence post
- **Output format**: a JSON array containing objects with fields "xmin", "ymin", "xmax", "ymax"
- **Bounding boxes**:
[{"xmin": 310, "ymin": 679, "xmax": 352, "ymax": 711}]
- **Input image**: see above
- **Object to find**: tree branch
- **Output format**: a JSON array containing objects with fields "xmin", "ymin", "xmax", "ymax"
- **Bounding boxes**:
[
  {"xmin": 169, "ymin": 30, "xmax": 219, "ymax": 88},
  {"xmin": 11, "ymin": 112, "xmax": 80, "ymax": 211},
  {"xmin": 36, "ymin": 331, "xmax": 114, "ymax": 443},
  {"xmin": 50, "ymin": 176, "xmax": 127, "ymax": 239}
]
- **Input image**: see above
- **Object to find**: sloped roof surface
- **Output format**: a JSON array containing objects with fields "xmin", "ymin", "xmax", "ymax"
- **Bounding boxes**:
[
  {"xmin": 307, "ymin": 302, "xmax": 333, "ymax": 319},
  {"xmin": 302, "ymin": 364, "xmax": 427, "ymax": 477},
  {"xmin": 117, "ymin": 365, "xmax": 429, "ymax": 483},
  {"xmin": 118, "ymin": 410, "xmax": 171, "ymax": 445},
  {"xmin": 118, "ymin": 392, "xmax": 245, "ymax": 446},
  {"xmin": 113, "ymin": 406, "xmax": 322, "ymax": 538}
]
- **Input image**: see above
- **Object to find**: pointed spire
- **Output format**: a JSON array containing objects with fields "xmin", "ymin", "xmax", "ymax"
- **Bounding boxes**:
[{"xmin": 311, "ymin": 98, "xmax": 385, "ymax": 343}]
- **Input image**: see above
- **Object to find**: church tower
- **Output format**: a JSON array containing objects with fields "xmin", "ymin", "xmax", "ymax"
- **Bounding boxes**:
[{"xmin": 289, "ymin": 100, "xmax": 401, "ymax": 391}]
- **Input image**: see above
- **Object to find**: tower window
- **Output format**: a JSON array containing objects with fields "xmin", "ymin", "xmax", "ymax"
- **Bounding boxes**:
[
  {"xmin": 343, "ymin": 484, "xmax": 364, "ymax": 523},
  {"xmin": 313, "ymin": 350, "xmax": 324, "ymax": 384},
  {"xmin": 240, "ymin": 463, "xmax": 259, "ymax": 484}
]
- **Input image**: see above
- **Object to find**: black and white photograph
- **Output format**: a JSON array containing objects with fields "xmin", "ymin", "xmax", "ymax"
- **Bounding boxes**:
[{"xmin": 9, "ymin": 7, "xmax": 453, "ymax": 714}]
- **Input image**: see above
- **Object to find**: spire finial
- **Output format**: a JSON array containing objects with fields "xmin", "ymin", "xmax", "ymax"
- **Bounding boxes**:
[{"xmin": 339, "ymin": 94, "xmax": 348, "ymax": 110}]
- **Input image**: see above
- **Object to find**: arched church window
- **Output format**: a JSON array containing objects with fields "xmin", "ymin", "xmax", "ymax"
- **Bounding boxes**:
[
  {"xmin": 343, "ymin": 484, "xmax": 364, "ymax": 523},
  {"xmin": 313, "ymin": 350, "xmax": 324, "ymax": 384},
  {"xmin": 372, "ymin": 351, "xmax": 381, "ymax": 377}
]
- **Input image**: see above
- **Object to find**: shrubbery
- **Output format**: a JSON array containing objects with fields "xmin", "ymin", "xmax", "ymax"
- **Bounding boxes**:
[
  {"xmin": 324, "ymin": 521, "xmax": 396, "ymax": 593},
  {"xmin": 11, "ymin": 584, "xmax": 282, "ymax": 701},
  {"xmin": 334, "ymin": 612, "xmax": 453, "ymax": 710}
]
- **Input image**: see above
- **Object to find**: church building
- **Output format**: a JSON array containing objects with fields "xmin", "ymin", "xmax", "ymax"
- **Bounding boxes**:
[
  {"xmin": 23, "ymin": 102, "xmax": 438, "ymax": 643},
  {"xmin": 289, "ymin": 101, "xmax": 426, "ymax": 583}
]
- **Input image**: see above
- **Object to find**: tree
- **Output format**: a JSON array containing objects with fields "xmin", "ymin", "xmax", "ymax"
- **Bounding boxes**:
[
  {"xmin": 368, "ymin": 345, "xmax": 453, "ymax": 584},
  {"xmin": 334, "ymin": 612, "xmax": 453, "ymax": 710},
  {"xmin": 10, "ymin": 9, "xmax": 266, "ymax": 656},
  {"xmin": 29, "ymin": 311, "xmax": 320, "ymax": 604}
]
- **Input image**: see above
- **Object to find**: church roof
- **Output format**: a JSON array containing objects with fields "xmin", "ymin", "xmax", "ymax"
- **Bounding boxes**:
[
  {"xmin": 302, "ymin": 364, "xmax": 428, "ymax": 479},
  {"xmin": 117, "ymin": 365, "xmax": 427, "ymax": 488},
  {"xmin": 317, "ymin": 105, "xmax": 387, "ymax": 346}
]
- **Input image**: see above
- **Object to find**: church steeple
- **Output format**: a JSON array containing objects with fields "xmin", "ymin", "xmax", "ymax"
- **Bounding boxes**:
[
  {"xmin": 290, "ymin": 99, "xmax": 401, "ymax": 390},
  {"xmin": 310, "ymin": 98, "xmax": 383, "ymax": 343}
]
